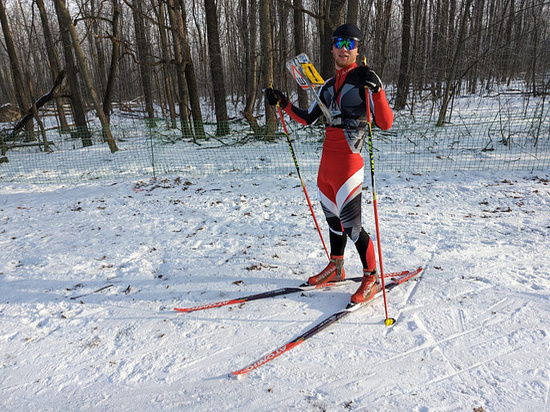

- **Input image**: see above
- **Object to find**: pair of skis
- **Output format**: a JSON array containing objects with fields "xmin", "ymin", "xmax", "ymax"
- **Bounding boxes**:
[
  {"xmin": 285, "ymin": 53, "xmax": 332, "ymax": 123},
  {"xmin": 176, "ymin": 55, "xmax": 408, "ymax": 375},
  {"xmin": 174, "ymin": 267, "xmax": 423, "ymax": 376}
]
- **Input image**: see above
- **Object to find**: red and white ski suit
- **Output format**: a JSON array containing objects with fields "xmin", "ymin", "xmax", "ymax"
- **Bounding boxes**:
[{"xmin": 282, "ymin": 62, "xmax": 393, "ymax": 270}]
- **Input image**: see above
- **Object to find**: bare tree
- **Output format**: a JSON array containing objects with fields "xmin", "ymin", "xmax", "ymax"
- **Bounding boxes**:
[
  {"xmin": 319, "ymin": 0, "xmax": 346, "ymax": 78},
  {"xmin": 241, "ymin": 0, "xmax": 261, "ymax": 133},
  {"xmin": 373, "ymin": 0, "xmax": 393, "ymax": 77},
  {"xmin": 346, "ymin": 0, "xmax": 359, "ymax": 25},
  {"xmin": 0, "ymin": 0, "xmax": 33, "ymax": 136},
  {"xmin": 204, "ymin": 0, "xmax": 230, "ymax": 136},
  {"xmin": 0, "ymin": 64, "xmax": 13, "ymax": 103},
  {"xmin": 259, "ymin": 0, "xmax": 276, "ymax": 138},
  {"xmin": 166, "ymin": 0, "xmax": 191, "ymax": 136},
  {"xmin": 54, "ymin": 0, "xmax": 118, "ymax": 152},
  {"xmin": 394, "ymin": 0, "xmax": 412, "ymax": 110},
  {"xmin": 529, "ymin": 0, "xmax": 541, "ymax": 96},
  {"xmin": 155, "ymin": 0, "xmax": 177, "ymax": 126},
  {"xmin": 467, "ymin": 0, "xmax": 485, "ymax": 94},
  {"xmin": 437, "ymin": 0, "xmax": 474, "ymax": 126},
  {"xmin": 1, "ymin": 0, "xmax": 549, "ymax": 136},
  {"xmin": 293, "ymin": 0, "xmax": 308, "ymax": 109},
  {"xmin": 132, "ymin": 0, "xmax": 155, "ymax": 118},
  {"xmin": 168, "ymin": 0, "xmax": 205, "ymax": 138},
  {"xmin": 88, "ymin": 0, "xmax": 108, "ymax": 96},
  {"xmin": 54, "ymin": 0, "xmax": 92, "ymax": 147},
  {"xmin": 35, "ymin": 0, "xmax": 69, "ymax": 130},
  {"xmin": 103, "ymin": 0, "xmax": 121, "ymax": 123},
  {"xmin": 4, "ymin": 71, "xmax": 65, "ymax": 147}
]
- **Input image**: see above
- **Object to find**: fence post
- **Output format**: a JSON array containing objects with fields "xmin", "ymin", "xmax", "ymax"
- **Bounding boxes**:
[{"xmin": 147, "ymin": 119, "xmax": 157, "ymax": 179}]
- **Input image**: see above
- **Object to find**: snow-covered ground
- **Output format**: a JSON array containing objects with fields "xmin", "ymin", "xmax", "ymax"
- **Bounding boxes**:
[{"xmin": 1, "ymin": 170, "xmax": 549, "ymax": 411}]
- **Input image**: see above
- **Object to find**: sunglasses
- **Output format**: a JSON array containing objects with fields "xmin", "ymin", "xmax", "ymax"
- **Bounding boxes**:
[{"xmin": 332, "ymin": 37, "xmax": 359, "ymax": 50}]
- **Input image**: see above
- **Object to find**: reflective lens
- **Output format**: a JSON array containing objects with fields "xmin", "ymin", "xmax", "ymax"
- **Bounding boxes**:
[{"xmin": 332, "ymin": 37, "xmax": 358, "ymax": 50}]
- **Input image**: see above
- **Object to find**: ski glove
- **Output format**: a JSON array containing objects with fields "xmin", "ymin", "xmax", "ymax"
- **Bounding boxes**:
[
  {"xmin": 355, "ymin": 65, "xmax": 383, "ymax": 93},
  {"xmin": 265, "ymin": 88, "xmax": 288, "ymax": 107}
]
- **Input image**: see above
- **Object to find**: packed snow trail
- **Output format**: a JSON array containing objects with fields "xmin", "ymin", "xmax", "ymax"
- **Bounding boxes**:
[{"xmin": 1, "ymin": 172, "xmax": 549, "ymax": 411}]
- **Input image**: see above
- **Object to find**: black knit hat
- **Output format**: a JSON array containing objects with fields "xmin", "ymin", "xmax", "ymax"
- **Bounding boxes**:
[{"xmin": 332, "ymin": 24, "xmax": 363, "ymax": 42}]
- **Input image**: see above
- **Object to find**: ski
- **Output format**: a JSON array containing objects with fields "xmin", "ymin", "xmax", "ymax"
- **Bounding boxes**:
[
  {"xmin": 174, "ymin": 269, "xmax": 416, "ymax": 313},
  {"xmin": 286, "ymin": 53, "xmax": 333, "ymax": 123},
  {"xmin": 231, "ymin": 267, "xmax": 423, "ymax": 376}
]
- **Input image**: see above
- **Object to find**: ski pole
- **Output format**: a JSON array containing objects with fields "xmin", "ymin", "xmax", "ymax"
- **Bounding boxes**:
[
  {"xmin": 363, "ymin": 65, "xmax": 394, "ymax": 326},
  {"xmin": 275, "ymin": 98, "xmax": 330, "ymax": 260}
]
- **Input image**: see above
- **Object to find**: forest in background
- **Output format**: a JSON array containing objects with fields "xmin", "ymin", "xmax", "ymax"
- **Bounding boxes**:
[{"xmin": 0, "ymin": 0, "xmax": 549, "ymax": 152}]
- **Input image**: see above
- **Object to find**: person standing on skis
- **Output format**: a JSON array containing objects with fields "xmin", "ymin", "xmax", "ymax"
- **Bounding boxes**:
[{"xmin": 265, "ymin": 23, "xmax": 394, "ymax": 304}]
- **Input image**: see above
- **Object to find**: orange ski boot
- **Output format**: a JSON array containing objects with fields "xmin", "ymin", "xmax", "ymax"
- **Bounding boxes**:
[
  {"xmin": 350, "ymin": 269, "xmax": 380, "ymax": 304},
  {"xmin": 307, "ymin": 256, "xmax": 345, "ymax": 285}
]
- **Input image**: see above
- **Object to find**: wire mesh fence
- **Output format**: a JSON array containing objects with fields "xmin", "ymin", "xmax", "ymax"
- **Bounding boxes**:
[{"xmin": 1, "ymin": 93, "xmax": 549, "ymax": 184}]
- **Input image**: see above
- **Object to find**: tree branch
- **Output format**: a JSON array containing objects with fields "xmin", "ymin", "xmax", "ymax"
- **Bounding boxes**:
[
  {"xmin": 276, "ymin": 0, "xmax": 323, "ymax": 20},
  {"xmin": 6, "ymin": 70, "xmax": 66, "ymax": 141}
]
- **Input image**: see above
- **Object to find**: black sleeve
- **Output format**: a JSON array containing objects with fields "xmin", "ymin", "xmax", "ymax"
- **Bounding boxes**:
[{"xmin": 284, "ymin": 86, "xmax": 328, "ymax": 125}]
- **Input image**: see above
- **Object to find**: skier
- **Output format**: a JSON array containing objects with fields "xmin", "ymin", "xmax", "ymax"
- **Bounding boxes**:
[{"xmin": 265, "ymin": 23, "xmax": 394, "ymax": 304}]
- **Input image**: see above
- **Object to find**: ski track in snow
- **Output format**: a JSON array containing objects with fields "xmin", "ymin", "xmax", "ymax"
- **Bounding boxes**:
[{"xmin": 1, "ymin": 171, "xmax": 549, "ymax": 411}]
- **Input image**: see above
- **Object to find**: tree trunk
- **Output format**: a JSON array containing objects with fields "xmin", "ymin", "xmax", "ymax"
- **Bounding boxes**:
[
  {"xmin": 204, "ymin": 0, "xmax": 230, "ymax": 136},
  {"xmin": 467, "ymin": 0, "xmax": 485, "ymax": 94},
  {"xmin": 530, "ymin": 2, "xmax": 539, "ymax": 97},
  {"xmin": 410, "ymin": 0, "xmax": 426, "ymax": 113},
  {"xmin": 35, "ymin": 0, "xmax": 69, "ymax": 130},
  {"xmin": 241, "ymin": 0, "xmax": 261, "ymax": 134},
  {"xmin": 166, "ymin": 0, "xmax": 205, "ymax": 138},
  {"xmin": 437, "ymin": 0, "xmax": 473, "ymax": 126},
  {"xmin": 166, "ymin": 0, "xmax": 192, "ymax": 137},
  {"xmin": 184, "ymin": 51, "xmax": 205, "ymax": 138},
  {"xmin": 346, "ymin": 0, "xmax": 359, "ymax": 25},
  {"xmin": 132, "ymin": 0, "xmax": 155, "ymax": 119},
  {"xmin": 54, "ymin": 0, "xmax": 92, "ymax": 147},
  {"xmin": 171, "ymin": 0, "xmax": 205, "ymax": 138},
  {"xmin": 433, "ymin": 0, "xmax": 449, "ymax": 98},
  {"xmin": 276, "ymin": 0, "xmax": 289, "ymax": 87},
  {"xmin": 293, "ymin": 0, "xmax": 308, "ymax": 109},
  {"xmin": 0, "ymin": 0, "xmax": 33, "ymax": 137},
  {"xmin": 17, "ymin": 0, "xmax": 46, "ymax": 115},
  {"xmin": 375, "ymin": 0, "xmax": 393, "ymax": 77},
  {"xmin": 6, "ymin": 71, "xmax": 65, "ymax": 144},
  {"xmin": 157, "ymin": 0, "xmax": 177, "ymax": 127},
  {"xmin": 0, "ymin": 64, "xmax": 13, "ymax": 104},
  {"xmin": 103, "ymin": 0, "xmax": 120, "ymax": 123},
  {"xmin": 394, "ymin": 0, "xmax": 411, "ymax": 110},
  {"xmin": 259, "ymin": 0, "xmax": 276, "ymax": 138},
  {"xmin": 320, "ymin": 0, "xmax": 346, "ymax": 79},
  {"xmin": 54, "ymin": 0, "xmax": 118, "ymax": 153},
  {"xmin": 89, "ymin": 0, "xmax": 107, "ymax": 96}
]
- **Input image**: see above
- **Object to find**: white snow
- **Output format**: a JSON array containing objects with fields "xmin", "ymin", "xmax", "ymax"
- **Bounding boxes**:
[{"xmin": 1, "ymin": 168, "xmax": 549, "ymax": 411}]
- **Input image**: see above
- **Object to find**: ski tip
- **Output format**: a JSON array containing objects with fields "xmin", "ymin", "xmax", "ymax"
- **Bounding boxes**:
[
  {"xmin": 385, "ymin": 317, "xmax": 397, "ymax": 327},
  {"xmin": 174, "ymin": 307, "xmax": 196, "ymax": 313},
  {"xmin": 229, "ymin": 371, "xmax": 246, "ymax": 380}
]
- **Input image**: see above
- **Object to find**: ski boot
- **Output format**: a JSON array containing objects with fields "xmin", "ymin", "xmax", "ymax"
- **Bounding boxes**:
[
  {"xmin": 307, "ymin": 256, "xmax": 345, "ymax": 285},
  {"xmin": 350, "ymin": 269, "xmax": 380, "ymax": 304}
]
